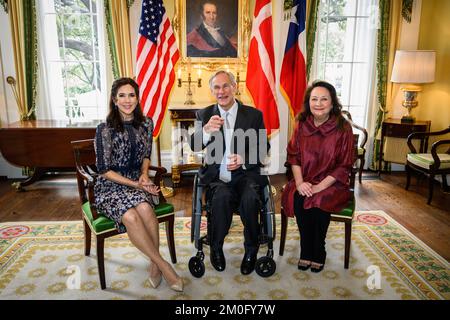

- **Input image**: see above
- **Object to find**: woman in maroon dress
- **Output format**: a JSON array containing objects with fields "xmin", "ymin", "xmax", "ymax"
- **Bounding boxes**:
[{"xmin": 281, "ymin": 80, "xmax": 354, "ymax": 273}]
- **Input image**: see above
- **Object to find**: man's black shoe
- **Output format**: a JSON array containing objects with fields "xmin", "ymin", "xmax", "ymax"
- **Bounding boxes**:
[
  {"xmin": 210, "ymin": 248, "xmax": 226, "ymax": 272},
  {"xmin": 240, "ymin": 252, "xmax": 257, "ymax": 275}
]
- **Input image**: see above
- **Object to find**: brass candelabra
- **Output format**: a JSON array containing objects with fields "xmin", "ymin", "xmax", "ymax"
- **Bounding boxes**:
[{"xmin": 177, "ymin": 73, "xmax": 202, "ymax": 105}]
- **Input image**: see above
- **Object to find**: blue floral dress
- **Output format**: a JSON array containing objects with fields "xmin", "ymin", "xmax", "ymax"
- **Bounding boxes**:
[{"xmin": 94, "ymin": 117, "xmax": 158, "ymax": 233}]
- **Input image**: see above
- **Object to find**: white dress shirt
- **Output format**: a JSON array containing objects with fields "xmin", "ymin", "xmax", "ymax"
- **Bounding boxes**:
[{"xmin": 202, "ymin": 101, "xmax": 238, "ymax": 182}]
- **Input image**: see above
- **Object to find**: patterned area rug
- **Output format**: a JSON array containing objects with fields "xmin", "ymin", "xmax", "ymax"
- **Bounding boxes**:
[{"xmin": 0, "ymin": 211, "xmax": 448, "ymax": 300}]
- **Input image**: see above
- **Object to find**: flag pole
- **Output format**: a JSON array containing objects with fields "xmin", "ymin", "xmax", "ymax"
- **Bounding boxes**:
[{"xmin": 156, "ymin": 135, "xmax": 174, "ymax": 198}]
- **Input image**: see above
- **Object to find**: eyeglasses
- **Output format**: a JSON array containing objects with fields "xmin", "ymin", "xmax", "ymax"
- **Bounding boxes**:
[{"xmin": 212, "ymin": 83, "xmax": 232, "ymax": 92}]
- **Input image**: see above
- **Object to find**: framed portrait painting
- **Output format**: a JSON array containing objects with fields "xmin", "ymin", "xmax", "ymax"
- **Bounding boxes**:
[{"xmin": 173, "ymin": 0, "xmax": 250, "ymax": 67}]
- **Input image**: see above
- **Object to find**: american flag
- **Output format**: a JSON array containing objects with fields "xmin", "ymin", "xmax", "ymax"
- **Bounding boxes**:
[
  {"xmin": 246, "ymin": 0, "xmax": 279, "ymax": 136},
  {"xmin": 280, "ymin": 0, "xmax": 307, "ymax": 118},
  {"xmin": 136, "ymin": 0, "xmax": 179, "ymax": 138}
]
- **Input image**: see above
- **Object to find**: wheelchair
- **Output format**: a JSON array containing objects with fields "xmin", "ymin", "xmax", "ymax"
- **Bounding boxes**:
[{"xmin": 188, "ymin": 173, "xmax": 277, "ymax": 278}]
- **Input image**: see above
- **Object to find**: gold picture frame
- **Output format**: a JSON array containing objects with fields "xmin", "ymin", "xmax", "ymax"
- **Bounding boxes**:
[{"xmin": 172, "ymin": 0, "xmax": 251, "ymax": 71}]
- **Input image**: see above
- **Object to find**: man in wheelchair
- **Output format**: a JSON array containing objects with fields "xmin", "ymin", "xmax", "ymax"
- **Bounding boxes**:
[{"xmin": 189, "ymin": 70, "xmax": 272, "ymax": 276}]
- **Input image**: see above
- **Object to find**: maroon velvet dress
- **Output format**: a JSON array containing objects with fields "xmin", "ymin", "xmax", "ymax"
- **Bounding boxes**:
[{"xmin": 281, "ymin": 115, "xmax": 354, "ymax": 217}]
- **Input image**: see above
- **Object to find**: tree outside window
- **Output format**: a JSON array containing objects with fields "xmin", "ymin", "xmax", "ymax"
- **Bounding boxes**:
[
  {"xmin": 314, "ymin": 0, "xmax": 377, "ymax": 129},
  {"xmin": 39, "ymin": 0, "xmax": 107, "ymax": 122}
]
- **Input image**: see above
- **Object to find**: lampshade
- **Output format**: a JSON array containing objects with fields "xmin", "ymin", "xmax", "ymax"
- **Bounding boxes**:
[{"xmin": 391, "ymin": 50, "xmax": 436, "ymax": 84}]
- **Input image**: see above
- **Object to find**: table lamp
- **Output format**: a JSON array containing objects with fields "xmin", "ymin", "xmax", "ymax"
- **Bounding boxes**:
[{"xmin": 390, "ymin": 50, "xmax": 435, "ymax": 123}]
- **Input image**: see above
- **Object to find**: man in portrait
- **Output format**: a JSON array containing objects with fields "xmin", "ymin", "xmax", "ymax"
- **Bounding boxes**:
[{"xmin": 187, "ymin": 1, "xmax": 237, "ymax": 58}]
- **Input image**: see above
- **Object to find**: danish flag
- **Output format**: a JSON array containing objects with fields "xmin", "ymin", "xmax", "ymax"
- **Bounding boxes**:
[{"xmin": 246, "ymin": 0, "xmax": 279, "ymax": 136}]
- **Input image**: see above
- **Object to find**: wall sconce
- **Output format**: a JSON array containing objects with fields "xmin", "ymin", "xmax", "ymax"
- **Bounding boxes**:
[
  {"xmin": 391, "ymin": 50, "xmax": 436, "ymax": 123},
  {"xmin": 177, "ymin": 67, "xmax": 202, "ymax": 105}
]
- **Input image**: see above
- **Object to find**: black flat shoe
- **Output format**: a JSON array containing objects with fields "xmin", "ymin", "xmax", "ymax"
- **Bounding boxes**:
[
  {"xmin": 298, "ymin": 264, "xmax": 311, "ymax": 271},
  {"xmin": 240, "ymin": 253, "xmax": 257, "ymax": 275},
  {"xmin": 310, "ymin": 264, "xmax": 324, "ymax": 273},
  {"xmin": 210, "ymin": 248, "xmax": 226, "ymax": 272},
  {"xmin": 298, "ymin": 259, "xmax": 311, "ymax": 271}
]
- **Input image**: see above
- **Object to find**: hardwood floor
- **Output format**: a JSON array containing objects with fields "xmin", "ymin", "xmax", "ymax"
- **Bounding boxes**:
[{"xmin": 0, "ymin": 171, "xmax": 449, "ymax": 260}]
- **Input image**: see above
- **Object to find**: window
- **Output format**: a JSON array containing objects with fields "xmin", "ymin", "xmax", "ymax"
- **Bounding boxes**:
[
  {"xmin": 38, "ymin": 0, "xmax": 107, "ymax": 121},
  {"xmin": 314, "ymin": 0, "xmax": 378, "ymax": 127}
]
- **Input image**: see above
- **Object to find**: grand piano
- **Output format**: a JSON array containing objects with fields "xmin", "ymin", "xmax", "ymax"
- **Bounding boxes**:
[{"xmin": 0, "ymin": 120, "xmax": 99, "ymax": 190}]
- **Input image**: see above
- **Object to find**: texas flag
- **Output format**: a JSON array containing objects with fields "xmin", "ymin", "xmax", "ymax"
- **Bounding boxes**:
[
  {"xmin": 280, "ymin": 0, "xmax": 307, "ymax": 118},
  {"xmin": 246, "ymin": 0, "xmax": 279, "ymax": 136}
]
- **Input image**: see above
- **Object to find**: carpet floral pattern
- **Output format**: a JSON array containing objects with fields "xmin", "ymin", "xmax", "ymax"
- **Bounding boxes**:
[{"xmin": 0, "ymin": 211, "xmax": 448, "ymax": 300}]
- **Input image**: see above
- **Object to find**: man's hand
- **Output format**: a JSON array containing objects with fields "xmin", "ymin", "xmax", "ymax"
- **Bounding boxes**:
[
  {"xmin": 204, "ymin": 115, "xmax": 224, "ymax": 133},
  {"xmin": 226, "ymin": 154, "xmax": 243, "ymax": 171}
]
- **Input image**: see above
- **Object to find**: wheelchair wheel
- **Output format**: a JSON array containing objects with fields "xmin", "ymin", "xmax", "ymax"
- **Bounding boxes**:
[
  {"xmin": 255, "ymin": 256, "xmax": 276, "ymax": 278},
  {"xmin": 189, "ymin": 256, "xmax": 205, "ymax": 278}
]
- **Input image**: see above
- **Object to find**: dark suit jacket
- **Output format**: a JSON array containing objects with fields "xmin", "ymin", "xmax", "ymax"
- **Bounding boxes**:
[
  {"xmin": 189, "ymin": 101, "xmax": 270, "ymax": 186},
  {"xmin": 186, "ymin": 23, "xmax": 237, "ymax": 58}
]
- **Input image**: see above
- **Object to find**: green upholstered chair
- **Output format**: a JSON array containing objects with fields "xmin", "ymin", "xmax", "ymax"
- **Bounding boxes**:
[
  {"xmin": 71, "ymin": 139, "xmax": 176, "ymax": 290},
  {"xmin": 279, "ymin": 134, "xmax": 359, "ymax": 269},
  {"xmin": 405, "ymin": 126, "xmax": 450, "ymax": 205},
  {"xmin": 342, "ymin": 110, "xmax": 368, "ymax": 184}
]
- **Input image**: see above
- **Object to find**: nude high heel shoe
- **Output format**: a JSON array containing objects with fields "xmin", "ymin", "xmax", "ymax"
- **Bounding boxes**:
[
  {"xmin": 162, "ymin": 261, "xmax": 184, "ymax": 292},
  {"xmin": 148, "ymin": 264, "xmax": 162, "ymax": 289},
  {"xmin": 169, "ymin": 277, "xmax": 184, "ymax": 292},
  {"xmin": 148, "ymin": 273, "xmax": 162, "ymax": 289}
]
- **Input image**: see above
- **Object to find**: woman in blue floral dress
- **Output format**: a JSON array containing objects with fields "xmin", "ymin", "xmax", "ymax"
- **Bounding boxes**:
[{"xmin": 94, "ymin": 77, "xmax": 183, "ymax": 292}]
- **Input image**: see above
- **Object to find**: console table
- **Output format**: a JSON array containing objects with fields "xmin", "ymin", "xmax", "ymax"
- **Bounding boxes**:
[
  {"xmin": 379, "ymin": 118, "xmax": 431, "ymax": 175},
  {"xmin": 0, "ymin": 120, "xmax": 99, "ymax": 190},
  {"xmin": 169, "ymin": 106, "xmax": 203, "ymax": 186}
]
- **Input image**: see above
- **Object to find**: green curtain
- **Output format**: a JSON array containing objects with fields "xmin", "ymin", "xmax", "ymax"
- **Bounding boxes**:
[
  {"xmin": 104, "ymin": 0, "xmax": 134, "ymax": 79},
  {"xmin": 306, "ymin": 0, "xmax": 319, "ymax": 81},
  {"xmin": 104, "ymin": 1, "xmax": 120, "ymax": 79},
  {"xmin": 23, "ymin": 0, "xmax": 38, "ymax": 119},
  {"xmin": 369, "ymin": 0, "xmax": 391, "ymax": 171},
  {"xmin": 6, "ymin": 0, "xmax": 38, "ymax": 120}
]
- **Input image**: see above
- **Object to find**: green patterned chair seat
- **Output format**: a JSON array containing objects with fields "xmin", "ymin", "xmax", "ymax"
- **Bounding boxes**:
[
  {"xmin": 330, "ymin": 197, "xmax": 355, "ymax": 219},
  {"xmin": 407, "ymin": 153, "xmax": 450, "ymax": 169},
  {"xmin": 82, "ymin": 201, "xmax": 175, "ymax": 234}
]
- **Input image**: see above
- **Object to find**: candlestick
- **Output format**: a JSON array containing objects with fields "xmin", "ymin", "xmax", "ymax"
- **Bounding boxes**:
[
  {"xmin": 187, "ymin": 58, "xmax": 192, "ymax": 74},
  {"xmin": 178, "ymin": 71, "xmax": 202, "ymax": 105}
]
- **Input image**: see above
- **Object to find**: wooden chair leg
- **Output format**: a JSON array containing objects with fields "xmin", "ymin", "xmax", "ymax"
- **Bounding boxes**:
[
  {"xmin": 83, "ymin": 219, "xmax": 91, "ymax": 256},
  {"xmin": 96, "ymin": 236, "xmax": 106, "ymax": 290},
  {"xmin": 344, "ymin": 221, "xmax": 352, "ymax": 269},
  {"xmin": 405, "ymin": 165, "xmax": 411, "ymax": 190},
  {"xmin": 279, "ymin": 211, "xmax": 287, "ymax": 256},
  {"xmin": 427, "ymin": 174, "xmax": 435, "ymax": 205},
  {"xmin": 358, "ymin": 157, "xmax": 365, "ymax": 184},
  {"xmin": 442, "ymin": 174, "xmax": 449, "ymax": 192},
  {"xmin": 165, "ymin": 215, "xmax": 177, "ymax": 264}
]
